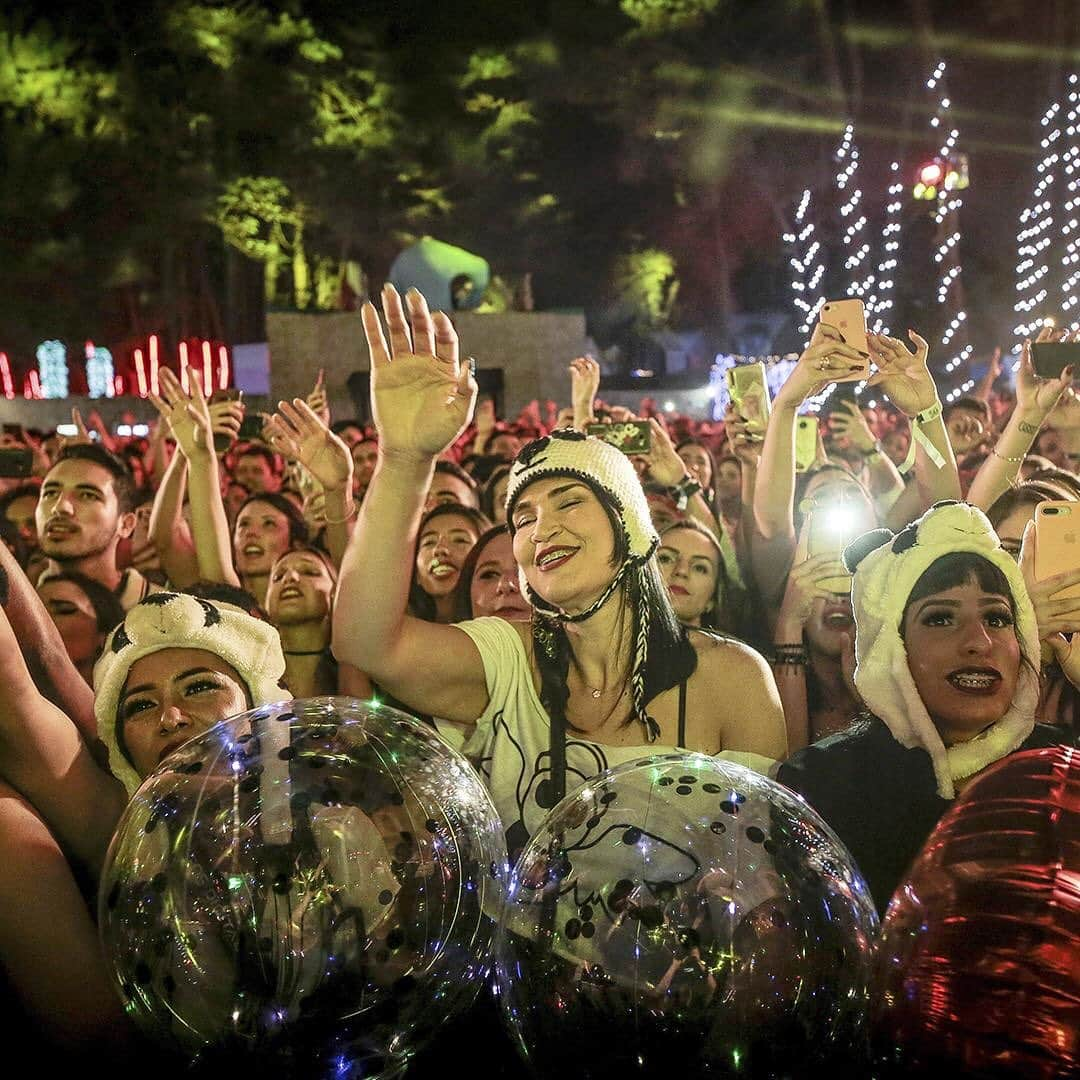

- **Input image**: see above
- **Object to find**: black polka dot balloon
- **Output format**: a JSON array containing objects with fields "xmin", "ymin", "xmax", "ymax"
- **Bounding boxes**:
[
  {"xmin": 98, "ymin": 697, "xmax": 508, "ymax": 1076},
  {"xmin": 496, "ymin": 753, "xmax": 878, "ymax": 1078}
]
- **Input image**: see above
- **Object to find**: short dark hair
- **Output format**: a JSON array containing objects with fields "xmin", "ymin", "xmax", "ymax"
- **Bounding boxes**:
[
  {"xmin": 453, "ymin": 523, "xmax": 510, "ymax": 620},
  {"xmin": 234, "ymin": 492, "xmax": 309, "ymax": 547},
  {"xmin": 0, "ymin": 482, "xmax": 41, "ymax": 517},
  {"xmin": 480, "ymin": 463, "xmax": 512, "ymax": 520},
  {"xmin": 232, "ymin": 442, "xmax": 283, "ymax": 476},
  {"xmin": 902, "ymin": 551, "xmax": 1014, "ymax": 633},
  {"xmin": 409, "ymin": 503, "xmax": 490, "ymax": 619},
  {"xmin": 50, "ymin": 444, "xmax": 136, "ymax": 513},
  {"xmin": 185, "ymin": 580, "xmax": 270, "ymax": 622},
  {"xmin": 434, "ymin": 459, "xmax": 479, "ymax": 492},
  {"xmin": 943, "ymin": 396, "xmax": 992, "ymax": 427},
  {"xmin": 38, "ymin": 570, "xmax": 126, "ymax": 636}
]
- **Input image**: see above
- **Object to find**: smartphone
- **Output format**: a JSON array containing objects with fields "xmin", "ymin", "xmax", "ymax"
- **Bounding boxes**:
[
  {"xmin": 0, "ymin": 448, "xmax": 33, "ymax": 478},
  {"xmin": 795, "ymin": 416, "xmax": 818, "ymax": 473},
  {"xmin": 210, "ymin": 389, "xmax": 244, "ymax": 451},
  {"xmin": 819, "ymin": 299, "xmax": 872, "ymax": 381},
  {"xmin": 805, "ymin": 494, "xmax": 862, "ymax": 593},
  {"xmin": 726, "ymin": 362, "xmax": 771, "ymax": 431},
  {"xmin": 1030, "ymin": 342, "xmax": 1080, "ymax": 380},
  {"xmin": 586, "ymin": 420, "xmax": 651, "ymax": 455},
  {"xmin": 210, "ymin": 388, "xmax": 242, "ymax": 404},
  {"xmin": 1034, "ymin": 501, "xmax": 1080, "ymax": 599},
  {"xmin": 238, "ymin": 414, "xmax": 264, "ymax": 442}
]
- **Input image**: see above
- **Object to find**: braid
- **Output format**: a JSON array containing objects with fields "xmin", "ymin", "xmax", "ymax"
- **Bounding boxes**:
[
  {"xmin": 534, "ymin": 615, "xmax": 572, "ymax": 802},
  {"xmin": 628, "ymin": 566, "xmax": 660, "ymax": 742}
]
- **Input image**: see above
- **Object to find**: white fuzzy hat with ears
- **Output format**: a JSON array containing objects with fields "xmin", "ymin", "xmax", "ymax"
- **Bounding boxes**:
[
  {"xmin": 846, "ymin": 501, "xmax": 1040, "ymax": 799},
  {"xmin": 93, "ymin": 592, "xmax": 288, "ymax": 794}
]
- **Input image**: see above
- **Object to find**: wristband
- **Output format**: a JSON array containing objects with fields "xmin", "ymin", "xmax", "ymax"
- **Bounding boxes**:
[
  {"xmin": 897, "ymin": 400, "xmax": 946, "ymax": 474},
  {"xmin": 770, "ymin": 644, "xmax": 808, "ymax": 667},
  {"xmin": 669, "ymin": 474, "xmax": 703, "ymax": 511},
  {"xmin": 323, "ymin": 499, "xmax": 358, "ymax": 525}
]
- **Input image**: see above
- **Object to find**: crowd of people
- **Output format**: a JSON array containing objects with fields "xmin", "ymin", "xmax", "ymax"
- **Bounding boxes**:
[{"xmin": 1, "ymin": 282, "xmax": 1079, "ymax": 1062}]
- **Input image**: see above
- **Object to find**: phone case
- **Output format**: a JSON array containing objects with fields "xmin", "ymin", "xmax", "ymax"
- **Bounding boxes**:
[
  {"xmin": 1034, "ymin": 501, "xmax": 1080, "ymax": 599},
  {"xmin": 795, "ymin": 417, "xmax": 818, "ymax": 473},
  {"xmin": 820, "ymin": 299, "xmax": 872, "ymax": 382},
  {"xmin": 585, "ymin": 421, "xmax": 651, "ymax": 455},
  {"xmin": 1030, "ymin": 342, "xmax": 1080, "ymax": 380},
  {"xmin": 805, "ymin": 506, "xmax": 858, "ymax": 594},
  {"xmin": 726, "ymin": 363, "xmax": 771, "ymax": 429}
]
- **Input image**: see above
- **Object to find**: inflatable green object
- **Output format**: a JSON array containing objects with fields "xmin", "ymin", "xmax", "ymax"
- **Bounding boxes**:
[{"xmin": 389, "ymin": 236, "xmax": 491, "ymax": 311}]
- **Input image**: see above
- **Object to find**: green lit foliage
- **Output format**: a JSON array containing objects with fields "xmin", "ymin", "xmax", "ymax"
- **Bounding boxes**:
[
  {"xmin": 620, "ymin": 0, "xmax": 723, "ymax": 34},
  {"xmin": 213, "ymin": 178, "xmax": 309, "ymax": 308},
  {"xmin": 0, "ymin": 18, "xmax": 118, "ymax": 135},
  {"xmin": 613, "ymin": 249, "xmax": 680, "ymax": 328},
  {"xmin": 313, "ymin": 70, "xmax": 398, "ymax": 151}
]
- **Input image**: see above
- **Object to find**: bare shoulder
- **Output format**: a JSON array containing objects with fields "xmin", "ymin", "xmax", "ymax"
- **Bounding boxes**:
[{"xmin": 688, "ymin": 629, "xmax": 770, "ymax": 681}]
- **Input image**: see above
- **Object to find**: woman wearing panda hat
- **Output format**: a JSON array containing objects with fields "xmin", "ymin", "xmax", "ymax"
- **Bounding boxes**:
[
  {"xmin": 0, "ymin": 587, "xmax": 287, "ymax": 1054},
  {"xmin": 328, "ymin": 284, "xmax": 788, "ymax": 864},
  {"xmin": 778, "ymin": 500, "xmax": 1073, "ymax": 915}
]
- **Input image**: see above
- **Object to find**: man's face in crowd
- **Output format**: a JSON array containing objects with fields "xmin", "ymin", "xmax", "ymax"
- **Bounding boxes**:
[
  {"xmin": 36, "ymin": 459, "xmax": 134, "ymax": 563},
  {"xmin": 425, "ymin": 471, "xmax": 478, "ymax": 513},
  {"xmin": 4, "ymin": 492, "xmax": 39, "ymax": 547},
  {"xmin": 351, "ymin": 439, "xmax": 379, "ymax": 497},
  {"xmin": 233, "ymin": 451, "xmax": 280, "ymax": 494}
]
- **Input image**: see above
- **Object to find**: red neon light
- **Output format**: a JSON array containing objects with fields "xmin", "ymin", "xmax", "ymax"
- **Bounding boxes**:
[
  {"xmin": 134, "ymin": 348, "xmax": 148, "ymax": 397},
  {"xmin": 114, "ymin": 374, "xmax": 124, "ymax": 396},
  {"xmin": 218, "ymin": 345, "xmax": 229, "ymax": 389},
  {"xmin": 29, "ymin": 370, "xmax": 42, "ymax": 399},
  {"xmin": 919, "ymin": 161, "xmax": 944, "ymax": 186},
  {"xmin": 179, "ymin": 341, "xmax": 189, "ymax": 393},
  {"xmin": 0, "ymin": 353, "xmax": 13, "ymax": 400},
  {"xmin": 202, "ymin": 340, "xmax": 212, "ymax": 396},
  {"xmin": 84, "ymin": 340, "xmax": 94, "ymax": 360},
  {"xmin": 149, "ymin": 334, "xmax": 160, "ymax": 396}
]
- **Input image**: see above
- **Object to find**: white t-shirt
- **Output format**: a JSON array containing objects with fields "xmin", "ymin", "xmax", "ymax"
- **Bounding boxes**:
[{"xmin": 456, "ymin": 616, "xmax": 772, "ymax": 861}]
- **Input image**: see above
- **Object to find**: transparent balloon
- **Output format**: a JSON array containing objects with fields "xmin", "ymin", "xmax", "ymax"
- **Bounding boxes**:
[
  {"xmin": 496, "ymin": 753, "xmax": 878, "ymax": 1079},
  {"xmin": 874, "ymin": 745, "xmax": 1080, "ymax": 1079},
  {"xmin": 98, "ymin": 697, "xmax": 508, "ymax": 1078}
]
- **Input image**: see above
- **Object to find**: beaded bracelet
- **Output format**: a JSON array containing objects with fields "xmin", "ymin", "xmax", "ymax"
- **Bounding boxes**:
[
  {"xmin": 323, "ymin": 500, "xmax": 359, "ymax": 525},
  {"xmin": 990, "ymin": 448, "xmax": 1026, "ymax": 464},
  {"xmin": 771, "ymin": 644, "xmax": 808, "ymax": 667}
]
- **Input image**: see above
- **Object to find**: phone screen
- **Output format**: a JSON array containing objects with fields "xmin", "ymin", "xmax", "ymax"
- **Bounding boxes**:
[{"xmin": 585, "ymin": 421, "xmax": 651, "ymax": 455}]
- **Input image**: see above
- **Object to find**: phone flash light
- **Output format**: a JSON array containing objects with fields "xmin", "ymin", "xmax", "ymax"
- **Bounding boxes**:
[
  {"xmin": 56, "ymin": 424, "xmax": 77, "ymax": 436},
  {"xmin": 823, "ymin": 504, "xmax": 859, "ymax": 535}
]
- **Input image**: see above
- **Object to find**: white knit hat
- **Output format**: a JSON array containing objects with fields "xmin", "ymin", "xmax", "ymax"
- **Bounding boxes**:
[
  {"xmin": 505, "ymin": 429, "xmax": 659, "ymax": 621},
  {"xmin": 846, "ymin": 501, "xmax": 1040, "ymax": 799},
  {"xmin": 93, "ymin": 592, "xmax": 288, "ymax": 794}
]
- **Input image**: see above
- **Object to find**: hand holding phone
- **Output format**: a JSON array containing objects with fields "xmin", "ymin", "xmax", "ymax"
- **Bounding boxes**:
[
  {"xmin": 725, "ymin": 362, "xmax": 771, "ymax": 433},
  {"xmin": 586, "ymin": 420, "xmax": 651, "ymax": 455},
  {"xmin": 819, "ymin": 299, "xmax": 871, "ymax": 382},
  {"xmin": 1031, "ymin": 501, "xmax": 1080, "ymax": 603}
]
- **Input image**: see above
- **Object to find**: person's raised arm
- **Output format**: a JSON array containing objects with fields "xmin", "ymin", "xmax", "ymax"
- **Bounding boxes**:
[
  {"xmin": 265, "ymin": 400, "xmax": 355, "ymax": 568},
  {"xmin": 752, "ymin": 325, "xmax": 865, "ymax": 543},
  {"xmin": 968, "ymin": 335, "xmax": 1073, "ymax": 511},
  {"xmin": 867, "ymin": 331, "xmax": 961, "ymax": 529},
  {"xmin": 147, "ymin": 446, "xmax": 199, "ymax": 588},
  {"xmin": 570, "ymin": 355, "xmax": 601, "ymax": 431},
  {"xmin": 0, "ymin": 545, "xmax": 95, "ymax": 744},
  {"xmin": 827, "ymin": 399, "xmax": 904, "ymax": 508},
  {"xmin": 0, "ymin": 585, "xmax": 125, "ymax": 872},
  {"xmin": 149, "ymin": 370, "xmax": 240, "ymax": 587},
  {"xmin": 332, "ymin": 285, "xmax": 489, "ymax": 723},
  {"xmin": 641, "ymin": 417, "xmax": 720, "ymax": 536}
]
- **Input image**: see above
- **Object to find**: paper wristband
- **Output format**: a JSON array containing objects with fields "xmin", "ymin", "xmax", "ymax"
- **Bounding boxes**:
[{"xmin": 898, "ymin": 401, "xmax": 947, "ymax": 474}]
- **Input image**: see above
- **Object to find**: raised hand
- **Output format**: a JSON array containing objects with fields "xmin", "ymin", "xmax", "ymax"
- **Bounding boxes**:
[
  {"xmin": 306, "ymin": 368, "xmax": 331, "ymax": 426},
  {"xmin": 149, "ymin": 368, "xmax": 213, "ymax": 460},
  {"xmin": 638, "ymin": 416, "xmax": 686, "ymax": 487},
  {"xmin": 1019, "ymin": 521, "xmax": 1080, "ymax": 643},
  {"xmin": 569, "ymin": 355, "xmax": 601, "ymax": 413},
  {"xmin": 827, "ymin": 399, "xmax": 877, "ymax": 454},
  {"xmin": 363, "ymin": 284, "xmax": 477, "ymax": 458},
  {"xmin": 866, "ymin": 330, "xmax": 938, "ymax": 418},
  {"xmin": 775, "ymin": 552, "xmax": 851, "ymax": 637},
  {"xmin": 1017, "ymin": 335, "xmax": 1073, "ymax": 416},
  {"xmin": 207, "ymin": 398, "xmax": 244, "ymax": 452},
  {"xmin": 777, "ymin": 324, "xmax": 867, "ymax": 408},
  {"xmin": 264, "ymin": 398, "xmax": 353, "ymax": 493},
  {"xmin": 723, "ymin": 403, "xmax": 762, "ymax": 466}
]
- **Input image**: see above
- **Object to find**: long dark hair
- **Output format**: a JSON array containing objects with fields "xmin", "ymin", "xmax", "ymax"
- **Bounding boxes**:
[
  {"xmin": 657, "ymin": 519, "xmax": 727, "ymax": 631},
  {"xmin": 408, "ymin": 503, "xmax": 490, "ymax": 621},
  {"xmin": 528, "ymin": 484, "xmax": 697, "ymax": 737},
  {"xmin": 453, "ymin": 523, "xmax": 512, "ymax": 621}
]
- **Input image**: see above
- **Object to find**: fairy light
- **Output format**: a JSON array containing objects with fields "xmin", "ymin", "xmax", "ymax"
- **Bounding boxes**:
[
  {"xmin": 201, "ymin": 339, "xmax": 212, "ymax": 395},
  {"xmin": 149, "ymin": 333, "xmax": 160, "ymax": 396},
  {"xmin": 85, "ymin": 341, "xmax": 115, "ymax": 399},
  {"xmin": 836, "ymin": 122, "xmax": 873, "ymax": 298},
  {"xmin": 865, "ymin": 161, "xmax": 903, "ymax": 334},
  {"xmin": 134, "ymin": 348, "xmax": 148, "ymax": 397},
  {"xmin": 36, "ymin": 339, "xmax": 68, "ymax": 399},
  {"xmin": 785, "ymin": 187, "xmax": 826, "ymax": 338},
  {"xmin": 1015, "ymin": 93, "xmax": 1064, "ymax": 338}
]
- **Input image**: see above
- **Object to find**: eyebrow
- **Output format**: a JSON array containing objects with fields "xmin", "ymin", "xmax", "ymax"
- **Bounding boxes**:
[
  {"xmin": 42, "ymin": 481, "xmax": 106, "ymax": 496},
  {"xmin": 915, "ymin": 596, "xmax": 1010, "ymax": 615},
  {"xmin": 513, "ymin": 482, "xmax": 587, "ymax": 515},
  {"xmin": 121, "ymin": 667, "xmax": 218, "ymax": 701}
]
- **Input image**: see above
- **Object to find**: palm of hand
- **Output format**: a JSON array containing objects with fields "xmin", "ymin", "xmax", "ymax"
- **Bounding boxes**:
[
  {"xmin": 297, "ymin": 431, "xmax": 351, "ymax": 490},
  {"xmin": 374, "ymin": 354, "xmax": 471, "ymax": 455},
  {"xmin": 168, "ymin": 403, "xmax": 208, "ymax": 456}
]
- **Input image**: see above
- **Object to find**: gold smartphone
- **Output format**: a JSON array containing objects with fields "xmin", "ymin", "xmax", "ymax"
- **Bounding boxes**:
[
  {"xmin": 795, "ymin": 416, "xmax": 818, "ymax": 473},
  {"xmin": 819, "ymin": 298, "xmax": 872, "ymax": 382},
  {"xmin": 1034, "ymin": 501, "xmax": 1080, "ymax": 600},
  {"xmin": 726, "ymin": 362, "xmax": 771, "ymax": 431}
]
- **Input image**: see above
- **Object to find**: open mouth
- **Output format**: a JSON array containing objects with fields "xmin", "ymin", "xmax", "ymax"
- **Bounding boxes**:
[
  {"xmin": 428, "ymin": 559, "xmax": 458, "ymax": 579},
  {"xmin": 242, "ymin": 545, "xmax": 264, "ymax": 558},
  {"xmin": 668, "ymin": 584, "xmax": 690, "ymax": 596},
  {"xmin": 536, "ymin": 546, "xmax": 578, "ymax": 572},
  {"xmin": 45, "ymin": 521, "xmax": 78, "ymax": 538},
  {"xmin": 947, "ymin": 668, "xmax": 1002, "ymax": 694},
  {"xmin": 822, "ymin": 605, "xmax": 854, "ymax": 629},
  {"xmin": 278, "ymin": 586, "xmax": 303, "ymax": 600},
  {"xmin": 159, "ymin": 738, "xmax": 189, "ymax": 764}
]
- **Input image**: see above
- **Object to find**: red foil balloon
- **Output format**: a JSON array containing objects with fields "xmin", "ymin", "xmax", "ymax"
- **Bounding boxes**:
[{"xmin": 874, "ymin": 745, "xmax": 1080, "ymax": 1079}]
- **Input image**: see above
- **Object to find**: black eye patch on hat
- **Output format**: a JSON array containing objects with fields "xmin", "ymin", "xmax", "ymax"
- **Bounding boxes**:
[{"xmin": 843, "ymin": 528, "xmax": 895, "ymax": 574}]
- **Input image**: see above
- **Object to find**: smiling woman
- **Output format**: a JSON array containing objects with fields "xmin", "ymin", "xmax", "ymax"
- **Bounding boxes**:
[
  {"xmin": 330, "ymin": 285, "xmax": 787, "ymax": 864},
  {"xmin": 778, "ymin": 502, "xmax": 1072, "ymax": 914}
]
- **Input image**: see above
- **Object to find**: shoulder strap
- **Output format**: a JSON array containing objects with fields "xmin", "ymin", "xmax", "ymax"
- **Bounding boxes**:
[{"xmin": 678, "ymin": 678, "xmax": 687, "ymax": 748}]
